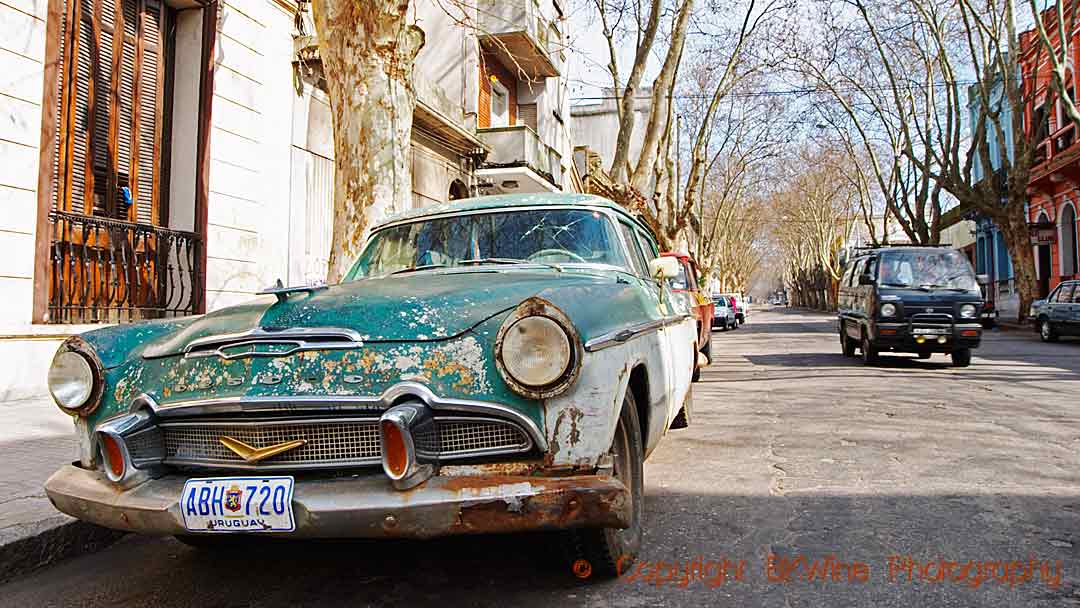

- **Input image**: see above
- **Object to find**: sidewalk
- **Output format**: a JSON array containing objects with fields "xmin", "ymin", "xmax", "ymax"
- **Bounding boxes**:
[{"xmin": 0, "ymin": 398, "xmax": 123, "ymax": 582}]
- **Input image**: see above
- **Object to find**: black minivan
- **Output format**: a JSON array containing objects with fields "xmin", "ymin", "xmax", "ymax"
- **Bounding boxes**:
[{"xmin": 837, "ymin": 246, "xmax": 986, "ymax": 367}]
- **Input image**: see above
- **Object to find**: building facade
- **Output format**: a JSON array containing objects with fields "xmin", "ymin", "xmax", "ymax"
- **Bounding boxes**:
[
  {"xmin": 0, "ymin": 0, "xmax": 576, "ymax": 400},
  {"xmin": 1021, "ymin": 10, "xmax": 1080, "ymax": 298}
]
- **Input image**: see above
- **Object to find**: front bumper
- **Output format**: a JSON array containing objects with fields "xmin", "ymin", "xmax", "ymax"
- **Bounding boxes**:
[
  {"xmin": 874, "ymin": 322, "xmax": 982, "ymax": 351},
  {"xmin": 45, "ymin": 464, "xmax": 631, "ymax": 539}
]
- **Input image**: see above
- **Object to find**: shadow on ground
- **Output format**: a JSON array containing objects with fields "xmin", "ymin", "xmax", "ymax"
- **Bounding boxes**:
[{"xmin": 2, "ymin": 492, "xmax": 1077, "ymax": 608}]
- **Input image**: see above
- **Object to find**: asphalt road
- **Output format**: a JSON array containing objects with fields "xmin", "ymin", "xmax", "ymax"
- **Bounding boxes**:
[{"xmin": 3, "ymin": 308, "xmax": 1079, "ymax": 607}]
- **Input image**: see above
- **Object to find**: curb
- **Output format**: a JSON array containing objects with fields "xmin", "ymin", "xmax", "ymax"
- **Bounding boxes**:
[{"xmin": 0, "ymin": 513, "xmax": 125, "ymax": 584}]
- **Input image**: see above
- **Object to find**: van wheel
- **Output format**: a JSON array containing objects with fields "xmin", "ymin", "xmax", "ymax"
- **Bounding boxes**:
[
  {"xmin": 839, "ymin": 323, "xmax": 856, "ymax": 357},
  {"xmin": 1040, "ymin": 319, "xmax": 1058, "ymax": 343},
  {"xmin": 561, "ymin": 391, "xmax": 644, "ymax": 578},
  {"xmin": 861, "ymin": 332, "xmax": 878, "ymax": 365},
  {"xmin": 951, "ymin": 348, "xmax": 972, "ymax": 367}
]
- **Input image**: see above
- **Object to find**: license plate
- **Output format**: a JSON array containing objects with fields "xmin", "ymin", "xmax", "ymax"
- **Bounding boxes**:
[
  {"xmin": 180, "ymin": 476, "xmax": 295, "ymax": 533},
  {"xmin": 913, "ymin": 327, "xmax": 950, "ymax": 335}
]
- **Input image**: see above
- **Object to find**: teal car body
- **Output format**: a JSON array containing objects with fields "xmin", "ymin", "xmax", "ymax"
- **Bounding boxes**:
[{"xmin": 45, "ymin": 193, "xmax": 697, "ymax": 542}]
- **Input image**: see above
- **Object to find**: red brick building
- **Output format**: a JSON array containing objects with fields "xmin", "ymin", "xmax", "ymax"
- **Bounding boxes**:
[{"xmin": 1022, "ymin": 9, "xmax": 1080, "ymax": 297}]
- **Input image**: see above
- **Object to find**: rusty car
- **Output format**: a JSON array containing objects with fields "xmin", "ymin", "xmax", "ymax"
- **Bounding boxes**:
[{"xmin": 44, "ymin": 192, "xmax": 698, "ymax": 577}]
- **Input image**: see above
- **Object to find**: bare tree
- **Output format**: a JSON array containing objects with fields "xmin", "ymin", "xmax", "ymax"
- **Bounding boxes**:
[
  {"xmin": 1027, "ymin": 0, "xmax": 1080, "ymax": 130},
  {"xmin": 312, "ymin": 0, "xmax": 424, "ymax": 282}
]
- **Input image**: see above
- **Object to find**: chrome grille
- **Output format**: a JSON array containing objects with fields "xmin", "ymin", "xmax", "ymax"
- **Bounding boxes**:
[{"xmin": 127, "ymin": 415, "xmax": 533, "ymax": 470}]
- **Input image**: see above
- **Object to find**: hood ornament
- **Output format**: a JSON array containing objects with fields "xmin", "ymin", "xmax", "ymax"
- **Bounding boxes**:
[
  {"xmin": 258, "ymin": 278, "xmax": 328, "ymax": 304},
  {"xmin": 219, "ymin": 436, "xmax": 306, "ymax": 463}
]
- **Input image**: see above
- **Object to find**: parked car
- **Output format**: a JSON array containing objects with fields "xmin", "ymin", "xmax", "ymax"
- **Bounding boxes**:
[
  {"xmin": 1030, "ymin": 279, "xmax": 1080, "ymax": 342},
  {"xmin": 837, "ymin": 246, "xmax": 985, "ymax": 367},
  {"xmin": 712, "ymin": 295, "xmax": 737, "ymax": 330},
  {"xmin": 43, "ymin": 193, "xmax": 699, "ymax": 578},
  {"xmin": 717, "ymin": 293, "xmax": 748, "ymax": 324},
  {"xmin": 662, "ymin": 251, "xmax": 713, "ymax": 381}
]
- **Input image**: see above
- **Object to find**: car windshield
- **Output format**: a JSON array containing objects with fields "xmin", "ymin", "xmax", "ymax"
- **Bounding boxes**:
[
  {"xmin": 712, "ymin": 298, "xmax": 729, "ymax": 308},
  {"xmin": 877, "ymin": 250, "xmax": 978, "ymax": 291},
  {"xmin": 345, "ymin": 209, "xmax": 628, "ymax": 279}
]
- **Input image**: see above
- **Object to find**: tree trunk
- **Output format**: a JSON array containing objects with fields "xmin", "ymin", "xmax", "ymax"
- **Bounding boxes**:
[
  {"xmin": 313, "ymin": 0, "xmax": 424, "ymax": 283},
  {"xmin": 998, "ymin": 206, "xmax": 1039, "ymax": 322}
]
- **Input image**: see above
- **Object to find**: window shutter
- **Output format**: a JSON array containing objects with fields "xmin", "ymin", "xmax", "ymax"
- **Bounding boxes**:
[
  {"xmin": 519, "ymin": 103, "xmax": 537, "ymax": 131},
  {"xmin": 52, "ymin": 0, "xmax": 171, "ymax": 226}
]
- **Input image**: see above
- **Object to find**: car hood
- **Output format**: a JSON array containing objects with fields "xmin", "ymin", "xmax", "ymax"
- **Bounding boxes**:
[
  {"xmin": 878, "ymin": 287, "xmax": 981, "ymax": 304},
  {"xmin": 140, "ymin": 268, "xmax": 614, "ymax": 360}
]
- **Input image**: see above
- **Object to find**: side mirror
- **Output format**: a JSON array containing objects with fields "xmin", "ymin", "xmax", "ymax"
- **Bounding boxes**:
[
  {"xmin": 858, "ymin": 272, "xmax": 874, "ymax": 286},
  {"xmin": 648, "ymin": 257, "xmax": 680, "ymax": 280},
  {"xmin": 977, "ymin": 274, "xmax": 990, "ymax": 285}
]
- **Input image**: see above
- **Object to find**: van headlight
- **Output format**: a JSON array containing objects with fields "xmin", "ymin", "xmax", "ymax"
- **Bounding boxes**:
[
  {"xmin": 48, "ymin": 339, "xmax": 103, "ymax": 416},
  {"xmin": 880, "ymin": 303, "xmax": 897, "ymax": 318},
  {"xmin": 959, "ymin": 304, "xmax": 977, "ymax": 319},
  {"xmin": 496, "ymin": 298, "xmax": 581, "ymax": 399}
]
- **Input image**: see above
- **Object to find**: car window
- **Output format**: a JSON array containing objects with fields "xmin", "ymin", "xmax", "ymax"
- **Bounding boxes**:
[
  {"xmin": 686, "ymin": 261, "xmax": 700, "ymax": 290},
  {"xmin": 1072, "ymin": 284, "xmax": 1080, "ymax": 303},
  {"xmin": 841, "ymin": 263, "xmax": 855, "ymax": 288},
  {"xmin": 1054, "ymin": 284, "xmax": 1075, "ymax": 303},
  {"xmin": 634, "ymin": 230, "xmax": 659, "ymax": 264},
  {"xmin": 851, "ymin": 258, "xmax": 866, "ymax": 284},
  {"xmin": 668, "ymin": 260, "xmax": 690, "ymax": 290},
  {"xmin": 617, "ymin": 222, "xmax": 649, "ymax": 276}
]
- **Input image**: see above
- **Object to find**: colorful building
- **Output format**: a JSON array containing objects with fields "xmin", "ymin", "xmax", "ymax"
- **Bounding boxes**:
[{"xmin": 1021, "ymin": 8, "xmax": 1080, "ymax": 297}]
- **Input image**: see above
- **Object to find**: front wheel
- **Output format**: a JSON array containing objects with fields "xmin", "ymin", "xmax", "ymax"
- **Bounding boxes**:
[
  {"xmin": 951, "ymin": 348, "xmax": 972, "ymax": 367},
  {"xmin": 861, "ymin": 332, "xmax": 878, "ymax": 365},
  {"xmin": 1040, "ymin": 319, "xmax": 1059, "ymax": 343},
  {"xmin": 839, "ymin": 323, "xmax": 856, "ymax": 357},
  {"xmin": 562, "ymin": 391, "xmax": 644, "ymax": 578}
]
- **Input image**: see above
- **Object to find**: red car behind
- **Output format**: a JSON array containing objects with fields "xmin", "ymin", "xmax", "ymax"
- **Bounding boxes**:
[{"xmin": 661, "ymin": 252, "xmax": 713, "ymax": 382}]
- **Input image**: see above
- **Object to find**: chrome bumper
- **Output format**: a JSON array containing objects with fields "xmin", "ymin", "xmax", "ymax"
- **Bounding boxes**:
[{"xmin": 45, "ymin": 464, "xmax": 631, "ymax": 539}]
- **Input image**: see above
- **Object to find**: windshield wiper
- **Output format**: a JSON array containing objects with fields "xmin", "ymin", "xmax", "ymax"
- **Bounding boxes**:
[
  {"xmin": 460, "ymin": 258, "xmax": 562, "ymax": 271},
  {"xmin": 918, "ymin": 283, "xmax": 968, "ymax": 292},
  {"xmin": 880, "ymin": 282, "xmax": 911, "ymax": 288},
  {"xmin": 390, "ymin": 264, "xmax": 447, "ymax": 275}
]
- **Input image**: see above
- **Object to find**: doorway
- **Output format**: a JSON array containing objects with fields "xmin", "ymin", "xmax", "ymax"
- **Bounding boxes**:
[{"xmin": 1038, "ymin": 243, "xmax": 1052, "ymax": 298}]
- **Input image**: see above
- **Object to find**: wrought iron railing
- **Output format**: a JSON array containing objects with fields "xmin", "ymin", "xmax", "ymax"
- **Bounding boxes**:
[{"xmin": 48, "ymin": 211, "xmax": 202, "ymax": 324}]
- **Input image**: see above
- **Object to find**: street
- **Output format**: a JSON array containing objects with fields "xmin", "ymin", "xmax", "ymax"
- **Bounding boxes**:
[{"xmin": 2, "ymin": 307, "xmax": 1078, "ymax": 607}]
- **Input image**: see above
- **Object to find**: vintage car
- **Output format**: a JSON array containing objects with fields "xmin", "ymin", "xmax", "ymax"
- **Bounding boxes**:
[
  {"xmin": 1031, "ymin": 279, "xmax": 1080, "ymax": 341},
  {"xmin": 661, "ymin": 251, "xmax": 713, "ymax": 381},
  {"xmin": 43, "ymin": 193, "xmax": 697, "ymax": 577}
]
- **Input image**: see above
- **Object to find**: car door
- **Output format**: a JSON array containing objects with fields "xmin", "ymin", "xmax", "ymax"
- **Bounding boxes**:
[
  {"xmin": 1049, "ymin": 283, "xmax": 1073, "ymax": 330},
  {"xmin": 1068, "ymin": 282, "xmax": 1080, "ymax": 335}
]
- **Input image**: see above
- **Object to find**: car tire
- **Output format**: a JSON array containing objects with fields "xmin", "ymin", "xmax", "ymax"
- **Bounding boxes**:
[
  {"xmin": 1040, "ymin": 319, "xmax": 1059, "ymax": 343},
  {"xmin": 562, "ymin": 390, "xmax": 644, "ymax": 578},
  {"xmin": 839, "ymin": 323, "xmax": 856, "ymax": 357},
  {"xmin": 861, "ymin": 331, "xmax": 878, "ymax": 365},
  {"xmin": 951, "ymin": 348, "xmax": 972, "ymax": 367}
]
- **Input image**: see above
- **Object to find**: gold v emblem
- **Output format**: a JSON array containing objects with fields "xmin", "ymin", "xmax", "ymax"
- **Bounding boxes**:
[{"xmin": 219, "ymin": 436, "xmax": 306, "ymax": 463}]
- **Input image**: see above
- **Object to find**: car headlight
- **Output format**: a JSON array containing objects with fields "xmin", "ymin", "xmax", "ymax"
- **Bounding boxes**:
[
  {"xmin": 496, "ymin": 298, "xmax": 581, "ymax": 399},
  {"xmin": 959, "ymin": 304, "xmax": 977, "ymax": 319},
  {"xmin": 48, "ymin": 340, "xmax": 103, "ymax": 416},
  {"xmin": 880, "ymin": 303, "xmax": 897, "ymax": 318}
]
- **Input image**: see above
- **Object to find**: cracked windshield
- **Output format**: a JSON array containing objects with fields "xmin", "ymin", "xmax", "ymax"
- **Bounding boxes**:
[
  {"xmin": 348, "ymin": 209, "xmax": 626, "ymax": 278},
  {"xmin": 8, "ymin": 0, "xmax": 1080, "ymax": 605}
]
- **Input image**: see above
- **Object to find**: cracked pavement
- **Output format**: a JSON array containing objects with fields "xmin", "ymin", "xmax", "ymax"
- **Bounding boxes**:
[{"xmin": 2, "ymin": 307, "xmax": 1078, "ymax": 606}]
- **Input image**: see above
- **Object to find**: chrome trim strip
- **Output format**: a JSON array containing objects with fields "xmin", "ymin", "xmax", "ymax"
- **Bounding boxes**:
[
  {"xmin": 583, "ymin": 314, "xmax": 692, "ymax": 352},
  {"xmin": 174, "ymin": 327, "xmax": 365, "ymax": 360},
  {"xmin": 131, "ymin": 381, "xmax": 548, "ymax": 452}
]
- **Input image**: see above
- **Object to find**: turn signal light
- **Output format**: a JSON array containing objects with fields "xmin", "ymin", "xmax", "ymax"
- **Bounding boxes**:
[
  {"xmin": 100, "ymin": 434, "xmax": 125, "ymax": 479},
  {"xmin": 380, "ymin": 420, "xmax": 408, "ymax": 478},
  {"xmin": 880, "ymin": 329, "xmax": 898, "ymax": 336},
  {"xmin": 960, "ymin": 329, "xmax": 979, "ymax": 337}
]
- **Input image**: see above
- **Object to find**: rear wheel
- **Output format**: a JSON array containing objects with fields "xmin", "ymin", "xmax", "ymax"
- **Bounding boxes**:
[
  {"xmin": 839, "ymin": 322, "xmax": 856, "ymax": 357},
  {"xmin": 1040, "ymin": 319, "xmax": 1059, "ymax": 343},
  {"xmin": 562, "ymin": 391, "xmax": 644, "ymax": 578},
  {"xmin": 951, "ymin": 348, "xmax": 972, "ymax": 367}
]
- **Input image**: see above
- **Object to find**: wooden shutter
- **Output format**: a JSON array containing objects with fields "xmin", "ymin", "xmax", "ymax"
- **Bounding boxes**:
[
  {"xmin": 518, "ymin": 103, "xmax": 537, "ymax": 131},
  {"xmin": 53, "ymin": 0, "xmax": 172, "ymax": 226}
]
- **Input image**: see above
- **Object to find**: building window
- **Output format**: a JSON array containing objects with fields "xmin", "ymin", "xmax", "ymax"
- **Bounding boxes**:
[
  {"xmin": 1063, "ymin": 203, "xmax": 1079, "ymax": 277},
  {"xmin": 44, "ymin": 0, "xmax": 201, "ymax": 324},
  {"xmin": 490, "ymin": 80, "xmax": 510, "ymax": 127},
  {"xmin": 449, "ymin": 179, "xmax": 469, "ymax": 200}
]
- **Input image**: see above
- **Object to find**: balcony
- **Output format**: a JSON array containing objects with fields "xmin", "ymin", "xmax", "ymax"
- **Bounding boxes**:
[
  {"xmin": 476, "ymin": 125, "xmax": 562, "ymax": 193},
  {"xmin": 48, "ymin": 211, "xmax": 202, "ymax": 324},
  {"xmin": 477, "ymin": 0, "xmax": 559, "ymax": 80},
  {"xmin": 1032, "ymin": 121, "xmax": 1080, "ymax": 186}
]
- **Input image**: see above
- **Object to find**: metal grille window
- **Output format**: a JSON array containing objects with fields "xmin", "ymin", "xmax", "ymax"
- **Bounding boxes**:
[{"xmin": 47, "ymin": 0, "xmax": 201, "ymax": 324}]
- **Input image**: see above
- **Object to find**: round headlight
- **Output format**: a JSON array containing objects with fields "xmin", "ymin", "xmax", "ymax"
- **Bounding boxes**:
[
  {"xmin": 880, "ymin": 303, "xmax": 897, "ymax": 318},
  {"xmin": 501, "ymin": 316, "xmax": 572, "ymax": 387},
  {"xmin": 48, "ymin": 351, "xmax": 95, "ymax": 412},
  {"xmin": 960, "ymin": 304, "xmax": 977, "ymax": 319}
]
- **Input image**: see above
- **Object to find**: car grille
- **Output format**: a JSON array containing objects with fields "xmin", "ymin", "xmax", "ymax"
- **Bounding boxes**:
[{"xmin": 125, "ymin": 416, "xmax": 533, "ymax": 470}]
